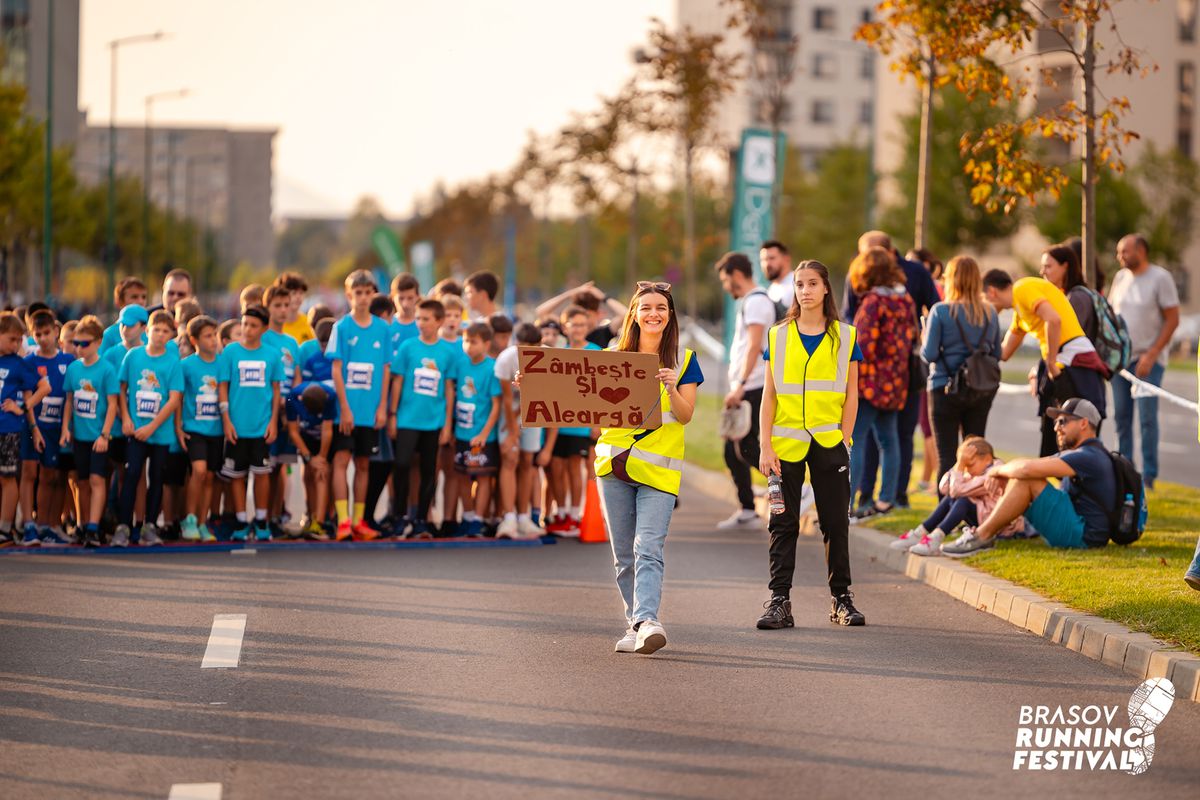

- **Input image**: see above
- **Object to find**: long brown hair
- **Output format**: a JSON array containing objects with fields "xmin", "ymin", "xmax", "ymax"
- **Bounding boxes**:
[
  {"xmin": 944, "ymin": 255, "xmax": 989, "ymax": 326},
  {"xmin": 783, "ymin": 260, "xmax": 840, "ymax": 337},
  {"xmin": 615, "ymin": 282, "xmax": 679, "ymax": 369},
  {"xmin": 848, "ymin": 246, "xmax": 905, "ymax": 294}
]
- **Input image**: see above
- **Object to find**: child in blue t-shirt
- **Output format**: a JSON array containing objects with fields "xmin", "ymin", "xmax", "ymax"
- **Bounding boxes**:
[
  {"xmin": 388, "ymin": 299, "xmax": 458, "ymax": 538},
  {"xmin": 286, "ymin": 381, "xmax": 337, "ymax": 540},
  {"xmin": 451, "ymin": 322, "xmax": 501, "ymax": 537},
  {"xmin": 19, "ymin": 309, "xmax": 75, "ymax": 544},
  {"xmin": 546, "ymin": 306, "xmax": 602, "ymax": 536},
  {"xmin": 61, "ymin": 315, "xmax": 119, "ymax": 548},
  {"xmin": 218, "ymin": 305, "xmax": 284, "ymax": 542},
  {"xmin": 102, "ymin": 304, "xmax": 148, "ymax": 478},
  {"xmin": 0, "ymin": 312, "xmax": 51, "ymax": 545},
  {"xmin": 116, "ymin": 310, "xmax": 183, "ymax": 547},
  {"xmin": 263, "ymin": 285, "xmax": 303, "ymax": 535},
  {"xmin": 360, "ymin": 294, "xmax": 401, "ymax": 534},
  {"xmin": 299, "ymin": 318, "xmax": 334, "ymax": 383},
  {"xmin": 327, "ymin": 272, "xmax": 392, "ymax": 541},
  {"xmin": 178, "ymin": 315, "xmax": 224, "ymax": 542}
]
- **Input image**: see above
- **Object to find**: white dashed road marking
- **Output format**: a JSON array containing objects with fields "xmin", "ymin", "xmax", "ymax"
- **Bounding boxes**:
[
  {"xmin": 201, "ymin": 614, "xmax": 247, "ymax": 669},
  {"xmin": 168, "ymin": 783, "xmax": 222, "ymax": 800}
]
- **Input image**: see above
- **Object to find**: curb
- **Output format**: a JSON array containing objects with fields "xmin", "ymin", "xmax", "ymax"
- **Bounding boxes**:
[{"xmin": 682, "ymin": 461, "xmax": 1200, "ymax": 704}]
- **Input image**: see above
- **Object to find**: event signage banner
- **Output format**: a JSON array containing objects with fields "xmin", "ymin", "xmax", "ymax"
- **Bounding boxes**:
[{"xmin": 517, "ymin": 347, "xmax": 662, "ymax": 430}]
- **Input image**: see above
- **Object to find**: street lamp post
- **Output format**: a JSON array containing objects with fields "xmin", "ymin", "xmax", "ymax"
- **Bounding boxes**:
[
  {"xmin": 104, "ymin": 30, "xmax": 167, "ymax": 310},
  {"xmin": 42, "ymin": 0, "xmax": 54, "ymax": 304},
  {"xmin": 142, "ymin": 88, "xmax": 189, "ymax": 273}
]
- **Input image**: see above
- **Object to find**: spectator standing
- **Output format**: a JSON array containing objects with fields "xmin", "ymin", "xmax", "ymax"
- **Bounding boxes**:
[
  {"xmin": 982, "ymin": 270, "xmax": 1109, "ymax": 457},
  {"xmin": 1108, "ymin": 234, "xmax": 1180, "ymax": 490},
  {"xmin": 843, "ymin": 231, "xmax": 939, "ymax": 510},
  {"xmin": 149, "ymin": 268, "xmax": 193, "ymax": 315},
  {"xmin": 1040, "ymin": 244, "xmax": 1098, "ymax": 341},
  {"xmin": 847, "ymin": 247, "xmax": 916, "ymax": 519},
  {"xmin": 715, "ymin": 252, "xmax": 776, "ymax": 529},
  {"xmin": 760, "ymin": 240, "xmax": 794, "ymax": 307},
  {"xmin": 921, "ymin": 255, "xmax": 1001, "ymax": 492}
]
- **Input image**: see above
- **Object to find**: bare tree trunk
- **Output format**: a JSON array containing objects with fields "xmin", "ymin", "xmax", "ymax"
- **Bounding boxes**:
[
  {"xmin": 914, "ymin": 52, "xmax": 935, "ymax": 250},
  {"xmin": 578, "ymin": 213, "xmax": 592, "ymax": 278},
  {"xmin": 625, "ymin": 166, "xmax": 639, "ymax": 290},
  {"xmin": 683, "ymin": 143, "xmax": 698, "ymax": 321},
  {"xmin": 1080, "ymin": 15, "xmax": 1097, "ymax": 288}
]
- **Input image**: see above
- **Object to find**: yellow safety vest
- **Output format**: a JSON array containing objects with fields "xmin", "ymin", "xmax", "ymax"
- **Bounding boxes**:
[
  {"xmin": 768, "ymin": 321, "xmax": 855, "ymax": 462},
  {"xmin": 594, "ymin": 348, "xmax": 695, "ymax": 496}
]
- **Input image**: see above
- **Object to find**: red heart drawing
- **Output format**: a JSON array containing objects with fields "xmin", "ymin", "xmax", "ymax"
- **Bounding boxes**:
[{"xmin": 599, "ymin": 386, "xmax": 630, "ymax": 405}]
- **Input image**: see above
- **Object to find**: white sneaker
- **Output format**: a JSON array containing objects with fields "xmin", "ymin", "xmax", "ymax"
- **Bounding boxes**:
[
  {"xmin": 889, "ymin": 528, "xmax": 925, "ymax": 551},
  {"xmin": 716, "ymin": 509, "xmax": 761, "ymax": 530},
  {"xmin": 517, "ymin": 517, "xmax": 542, "ymax": 539},
  {"xmin": 614, "ymin": 628, "xmax": 637, "ymax": 653},
  {"xmin": 111, "ymin": 525, "xmax": 130, "ymax": 548},
  {"xmin": 495, "ymin": 517, "xmax": 518, "ymax": 539},
  {"xmin": 909, "ymin": 530, "xmax": 945, "ymax": 557},
  {"xmin": 634, "ymin": 620, "xmax": 667, "ymax": 654}
]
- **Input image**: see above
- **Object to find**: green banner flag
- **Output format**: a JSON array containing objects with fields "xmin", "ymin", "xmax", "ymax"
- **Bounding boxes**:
[
  {"xmin": 371, "ymin": 226, "xmax": 405, "ymax": 276},
  {"xmin": 724, "ymin": 128, "xmax": 784, "ymax": 352},
  {"xmin": 410, "ymin": 240, "xmax": 435, "ymax": 294}
]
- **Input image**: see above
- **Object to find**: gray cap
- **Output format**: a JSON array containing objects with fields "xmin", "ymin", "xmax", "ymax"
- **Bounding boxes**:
[{"xmin": 1046, "ymin": 398, "xmax": 1101, "ymax": 428}]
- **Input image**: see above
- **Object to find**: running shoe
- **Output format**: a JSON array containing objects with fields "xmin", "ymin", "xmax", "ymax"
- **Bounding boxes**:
[
  {"xmin": 830, "ymin": 592, "xmax": 866, "ymax": 626},
  {"xmin": 334, "ymin": 520, "xmax": 352, "ymax": 541},
  {"xmin": 351, "ymin": 520, "xmax": 378, "ymax": 541},
  {"xmin": 908, "ymin": 530, "xmax": 945, "ymax": 557},
  {"xmin": 140, "ymin": 524, "xmax": 164, "ymax": 546},
  {"xmin": 111, "ymin": 525, "xmax": 131, "ymax": 548},
  {"xmin": 180, "ymin": 514, "xmax": 201, "ymax": 542},
  {"xmin": 756, "ymin": 596, "xmax": 794, "ymax": 630},
  {"xmin": 634, "ymin": 620, "xmax": 667, "ymax": 654},
  {"xmin": 614, "ymin": 627, "xmax": 638, "ymax": 653}
]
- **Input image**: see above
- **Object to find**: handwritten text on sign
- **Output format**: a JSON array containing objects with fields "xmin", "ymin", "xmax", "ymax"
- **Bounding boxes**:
[{"xmin": 518, "ymin": 347, "xmax": 662, "ymax": 430}]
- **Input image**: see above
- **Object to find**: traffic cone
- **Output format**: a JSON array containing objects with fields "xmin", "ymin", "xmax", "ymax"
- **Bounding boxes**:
[{"xmin": 579, "ymin": 479, "xmax": 608, "ymax": 544}]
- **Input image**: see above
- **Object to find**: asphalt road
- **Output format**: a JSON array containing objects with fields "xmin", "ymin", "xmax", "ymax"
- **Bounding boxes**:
[{"xmin": 1, "ymin": 482, "xmax": 1198, "ymax": 799}]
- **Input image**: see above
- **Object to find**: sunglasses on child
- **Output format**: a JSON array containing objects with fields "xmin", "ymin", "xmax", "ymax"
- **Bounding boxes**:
[{"xmin": 71, "ymin": 339, "xmax": 95, "ymax": 348}]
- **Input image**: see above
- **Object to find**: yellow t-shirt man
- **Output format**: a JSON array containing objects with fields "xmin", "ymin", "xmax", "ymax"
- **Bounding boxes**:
[
  {"xmin": 282, "ymin": 313, "xmax": 315, "ymax": 345},
  {"xmin": 1010, "ymin": 277, "xmax": 1088, "ymax": 363}
]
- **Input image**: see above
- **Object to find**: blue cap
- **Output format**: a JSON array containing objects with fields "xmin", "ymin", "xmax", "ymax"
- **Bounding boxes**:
[{"xmin": 118, "ymin": 304, "xmax": 149, "ymax": 327}]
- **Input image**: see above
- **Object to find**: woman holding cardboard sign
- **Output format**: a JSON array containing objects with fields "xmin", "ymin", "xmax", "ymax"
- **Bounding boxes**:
[
  {"xmin": 519, "ymin": 282, "xmax": 702, "ymax": 655},
  {"xmin": 757, "ymin": 260, "xmax": 867, "ymax": 631},
  {"xmin": 593, "ymin": 281, "xmax": 703, "ymax": 655}
]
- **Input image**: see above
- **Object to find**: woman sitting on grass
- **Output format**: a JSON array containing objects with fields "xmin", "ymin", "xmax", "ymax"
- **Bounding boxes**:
[{"xmin": 889, "ymin": 436, "xmax": 1022, "ymax": 556}]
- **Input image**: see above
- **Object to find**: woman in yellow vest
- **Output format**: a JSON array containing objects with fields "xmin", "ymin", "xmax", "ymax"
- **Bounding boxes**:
[
  {"xmin": 593, "ymin": 281, "xmax": 703, "ymax": 655},
  {"xmin": 757, "ymin": 261, "xmax": 867, "ymax": 630}
]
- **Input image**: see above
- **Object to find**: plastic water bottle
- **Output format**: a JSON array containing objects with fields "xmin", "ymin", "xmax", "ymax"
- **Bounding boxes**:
[
  {"xmin": 1119, "ymin": 492, "xmax": 1136, "ymax": 534},
  {"xmin": 767, "ymin": 474, "xmax": 785, "ymax": 517}
]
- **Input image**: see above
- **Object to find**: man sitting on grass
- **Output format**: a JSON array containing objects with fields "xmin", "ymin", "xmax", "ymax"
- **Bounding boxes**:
[{"xmin": 941, "ymin": 398, "xmax": 1116, "ymax": 557}]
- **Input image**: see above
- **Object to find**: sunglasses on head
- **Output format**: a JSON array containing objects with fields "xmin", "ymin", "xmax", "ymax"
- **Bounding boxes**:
[
  {"xmin": 71, "ymin": 339, "xmax": 94, "ymax": 348},
  {"xmin": 636, "ymin": 281, "xmax": 672, "ymax": 293}
]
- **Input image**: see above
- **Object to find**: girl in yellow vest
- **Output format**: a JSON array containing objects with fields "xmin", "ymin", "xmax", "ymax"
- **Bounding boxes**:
[
  {"xmin": 757, "ymin": 261, "xmax": 867, "ymax": 629},
  {"xmin": 592, "ymin": 282, "xmax": 704, "ymax": 655}
]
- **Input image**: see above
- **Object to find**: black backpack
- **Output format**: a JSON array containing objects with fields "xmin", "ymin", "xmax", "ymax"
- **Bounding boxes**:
[
  {"xmin": 748, "ymin": 287, "xmax": 788, "ymax": 322},
  {"xmin": 1076, "ymin": 440, "xmax": 1148, "ymax": 545},
  {"xmin": 941, "ymin": 307, "xmax": 1001, "ymax": 402}
]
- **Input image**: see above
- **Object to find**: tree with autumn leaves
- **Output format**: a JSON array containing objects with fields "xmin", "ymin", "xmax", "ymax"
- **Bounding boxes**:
[{"xmin": 859, "ymin": 0, "xmax": 1155, "ymax": 286}]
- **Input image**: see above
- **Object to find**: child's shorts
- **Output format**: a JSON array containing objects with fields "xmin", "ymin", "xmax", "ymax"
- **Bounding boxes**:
[
  {"xmin": 222, "ymin": 437, "xmax": 271, "ymax": 479},
  {"xmin": 73, "ymin": 440, "xmax": 112, "ymax": 480},
  {"xmin": 20, "ymin": 426, "xmax": 62, "ymax": 468},
  {"xmin": 453, "ymin": 439, "xmax": 500, "ymax": 476},
  {"xmin": 0, "ymin": 431, "xmax": 21, "ymax": 477},
  {"xmin": 186, "ymin": 433, "xmax": 225, "ymax": 473},
  {"xmin": 332, "ymin": 426, "xmax": 379, "ymax": 459},
  {"xmin": 552, "ymin": 433, "xmax": 592, "ymax": 459}
]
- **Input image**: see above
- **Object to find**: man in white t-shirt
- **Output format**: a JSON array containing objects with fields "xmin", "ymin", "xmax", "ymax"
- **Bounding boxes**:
[
  {"xmin": 760, "ymin": 240, "xmax": 794, "ymax": 308},
  {"xmin": 1109, "ymin": 234, "xmax": 1181, "ymax": 489},
  {"xmin": 716, "ymin": 252, "xmax": 778, "ymax": 529}
]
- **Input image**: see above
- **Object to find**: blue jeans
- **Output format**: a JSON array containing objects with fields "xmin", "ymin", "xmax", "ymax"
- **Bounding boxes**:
[
  {"xmin": 598, "ymin": 476, "xmax": 676, "ymax": 625},
  {"xmin": 850, "ymin": 401, "xmax": 900, "ymax": 507},
  {"xmin": 1111, "ymin": 361, "xmax": 1164, "ymax": 484}
]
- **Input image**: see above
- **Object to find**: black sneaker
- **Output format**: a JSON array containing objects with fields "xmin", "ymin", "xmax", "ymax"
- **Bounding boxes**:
[
  {"xmin": 830, "ymin": 592, "xmax": 866, "ymax": 626},
  {"xmin": 82, "ymin": 528, "xmax": 101, "ymax": 548},
  {"xmin": 756, "ymin": 595, "xmax": 794, "ymax": 630}
]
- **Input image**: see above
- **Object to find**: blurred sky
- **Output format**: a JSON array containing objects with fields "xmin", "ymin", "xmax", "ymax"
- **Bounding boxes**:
[{"xmin": 79, "ymin": 0, "xmax": 674, "ymax": 219}]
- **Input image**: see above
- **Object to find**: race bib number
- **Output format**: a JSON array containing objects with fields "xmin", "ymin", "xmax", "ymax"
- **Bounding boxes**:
[
  {"xmin": 196, "ymin": 392, "xmax": 219, "ymax": 421},
  {"xmin": 136, "ymin": 390, "xmax": 162, "ymax": 419},
  {"xmin": 413, "ymin": 367, "xmax": 440, "ymax": 398},
  {"xmin": 37, "ymin": 396, "xmax": 63, "ymax": 424},
  {"xmin": 75, "ymin": 390, "xmax": 98, "ymax": 419},
  {"xmin": 239, "ymin": 361, "xmax": 266, "ymax": 388},
  {"xmin": 455, "ymin": 401, "xmax": 475, "ymax": 430},
  {"xmin": 346, "ymin": 361, "xmax": 374, "ymax": 390}
]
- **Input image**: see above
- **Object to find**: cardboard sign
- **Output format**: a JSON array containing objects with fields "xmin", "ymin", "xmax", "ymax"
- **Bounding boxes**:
[{"xmin": 518, "ymin": 347, "xmax": 662, "ymax": 430}]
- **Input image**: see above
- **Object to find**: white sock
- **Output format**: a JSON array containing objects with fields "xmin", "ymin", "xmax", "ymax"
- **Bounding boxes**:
[
  {"xmin": 503, "ymin": 512, "xmax": 516, "ymax": 523},
  {"xmin": 463, "ymin": 511, "xmax": 479, "ymax": 522},
  {"xmin": 570, "ymin": 505, "xmax": 581, "ymax": 518},
  {"xmin": 915, "ymin": 524, "xmax": 929, "ymax": 536},
  {"xmin": 255, "ymin": 509, "xmax": 267, "ymax": 522},
  {"xmin": 235, "ymin": 512, "xmax": 247, "ymax": 523},
  {"xmin": 517, "ymin": 513, "xmax": 531, "ymax": 523},
  {"xmin": 932, "ymin": 528, "xmax": 946, "ymax": 539}
]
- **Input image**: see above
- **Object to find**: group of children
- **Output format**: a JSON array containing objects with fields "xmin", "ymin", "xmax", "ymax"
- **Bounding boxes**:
[{"xmin": 0, "ymin": 266, "xmax": 610, "ymax": 547}]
